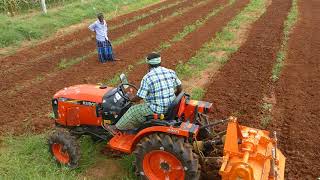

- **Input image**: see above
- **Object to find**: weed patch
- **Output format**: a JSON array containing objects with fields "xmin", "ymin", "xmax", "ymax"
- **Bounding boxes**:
[
  {"xmin": 120, "ymin": 155, "xmax": 137, "ymax": 179},
  {"xmin": 260, "ymin": 115, "xmax": 272, "ymax": 129},
  {"xmin": 259, "ymin": 102, "xmax": 273, "ymax": 129},
  {"xmin": 191, "ymin": 88, "xmax": 206, "ymax": 100}
]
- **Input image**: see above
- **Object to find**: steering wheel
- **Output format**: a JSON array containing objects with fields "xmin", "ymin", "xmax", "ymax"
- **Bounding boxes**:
[{"xmin": 116, "ymin": 83, "xmax": 138, "ymax": 101}]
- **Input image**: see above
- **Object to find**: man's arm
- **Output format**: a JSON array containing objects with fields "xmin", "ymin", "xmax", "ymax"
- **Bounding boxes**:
[
  {"xmin": 175, "ymin": 85, "xmax": 182, "ymax": 96},
  {"xmin": 88, "ymin": 22, "xmax": 96, "ymax": 32},
  {"xmin": 133, "ymin": 76, "xmax": 149, "ymax": 103},
  {"xmin": 105, "ymin": 22, "xmax": 109, "ymax": 40}
]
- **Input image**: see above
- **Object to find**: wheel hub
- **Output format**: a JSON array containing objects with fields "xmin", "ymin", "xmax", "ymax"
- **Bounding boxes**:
[
  {"xmin": 143, "ymin": 150, "xmax": 185, "ymax": 180},
  {"xmin": 160, "ymin": 162, "xmax": 170, "ymax": 171}
]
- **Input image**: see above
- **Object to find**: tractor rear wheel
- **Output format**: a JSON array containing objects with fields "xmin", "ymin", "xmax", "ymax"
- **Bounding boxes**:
[
  {"xmin": 48, "ymin": 129, "xmax": 80, "ymax": 168},
  {"xmin": 133, "ymin": 133, "xmax": 200, "ymax": 180}
]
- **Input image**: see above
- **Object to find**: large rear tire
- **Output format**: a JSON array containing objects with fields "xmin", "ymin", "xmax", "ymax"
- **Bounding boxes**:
[
  {"xmin": 133, "ymin": 133, "xmax": 200, "ymax": 180},
  {"xmin": 48, "ymin": 129, "xmax": 80, "ymax": 168}
]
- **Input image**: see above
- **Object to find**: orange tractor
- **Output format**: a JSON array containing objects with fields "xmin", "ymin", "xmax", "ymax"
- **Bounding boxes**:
[{"xmin": 48, "ymin": 74, "xmax": 285, "ymax": 179}]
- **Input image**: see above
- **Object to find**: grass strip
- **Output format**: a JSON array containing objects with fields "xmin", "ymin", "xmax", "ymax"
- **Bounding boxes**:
[
  {"xmin": 4, "ymin": 0, "xmax": 207, "ymax": 97},
  {"xmin": 0, "ymin": 0, "xmax": 162, "ymax": 48},
  {"xmin": 0, "ymin": 134, "xmax": 105, "ymax": 179},
  {"xmin": 0, "ymin": 1, "xmax": 267, "ymax": 179},
  {"xmin": 175, "ymin": 0, "xmax": 266, "ymax": 79},
  {"xmin": 172, "ymin": 0, "xmax": 267, "ymax": 118},
  {"xmin": 156, "ymin": 1, "xmax": 230, "ymax": 51},
  {"xmin": 260, "ymin": 0, "xmax": 299, "ymax": 129},
  {"xmin": 191, "ymin": 87, "xmax": 206, "ymax": 100},
  {"xmin": 109, "ymin": 0, "xmax": 184, "ymax": 30},
  {"xmin": 271, "ymin": 0, "xmax": 299, "ymax": 81},
  {"xmin": 104, "ymin": 0, "xmax": 230, "ymax": 85},
  {"xmin": 57, "ymin": 0, "xmax": 209, "ymax": 71}
]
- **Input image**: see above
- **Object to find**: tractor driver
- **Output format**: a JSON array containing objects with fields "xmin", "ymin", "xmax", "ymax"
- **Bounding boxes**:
[{"xmin": 106, "ymin": 52, "xmax": 182, "ymax": 133}]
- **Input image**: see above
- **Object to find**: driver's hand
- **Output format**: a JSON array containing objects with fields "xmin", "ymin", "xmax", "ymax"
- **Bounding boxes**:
[{"xmin": 128, "ymin": 94, "xmax": 136, "ymax": 102}]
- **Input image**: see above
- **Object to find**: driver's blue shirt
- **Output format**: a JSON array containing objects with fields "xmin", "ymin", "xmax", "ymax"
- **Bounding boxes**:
[{"xmin": 137, "ymin": 66, "xmax": 182, "ymax": 114}]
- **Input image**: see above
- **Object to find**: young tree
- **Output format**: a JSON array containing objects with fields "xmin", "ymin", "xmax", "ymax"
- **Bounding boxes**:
[{"xmin": 40, "ymin": 0, "xmax": 47, "ymax": 14}]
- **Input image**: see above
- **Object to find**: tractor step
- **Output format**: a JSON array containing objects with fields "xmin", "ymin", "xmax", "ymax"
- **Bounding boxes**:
[{"xmin": 108, "ymin": 134, "xmax": 135, "ymax": 153}]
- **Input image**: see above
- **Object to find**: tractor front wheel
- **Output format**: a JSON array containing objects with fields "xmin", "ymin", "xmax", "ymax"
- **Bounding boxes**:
[
  {"xmin": 48, "ymin": 129, "xmax": 80, "ymax": 168},
  {"xmin": 134, "ymin": 133, "xmax": 200, "ymax": 180}
]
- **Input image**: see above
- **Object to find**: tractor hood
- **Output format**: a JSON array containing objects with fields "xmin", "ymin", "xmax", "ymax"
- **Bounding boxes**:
[{"xmin": 53, "ymin": 84, "xmax": 114, "ymax": 103}]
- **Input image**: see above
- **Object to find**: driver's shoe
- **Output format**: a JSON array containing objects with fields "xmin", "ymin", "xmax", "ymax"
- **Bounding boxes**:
[{"xmin": 102, "ymin": 124, "xmax": 120, "ymax": 136}]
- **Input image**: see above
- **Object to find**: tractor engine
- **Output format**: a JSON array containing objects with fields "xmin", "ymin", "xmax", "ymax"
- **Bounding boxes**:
[{"xmin": 52, "ymin": 84, "xmax": 131, "ymax": 127}]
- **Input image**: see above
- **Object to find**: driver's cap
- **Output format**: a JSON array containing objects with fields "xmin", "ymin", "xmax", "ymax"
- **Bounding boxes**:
[{"xmin": 146, "ymin": 52, "xmax": 161, "ymax": 65}]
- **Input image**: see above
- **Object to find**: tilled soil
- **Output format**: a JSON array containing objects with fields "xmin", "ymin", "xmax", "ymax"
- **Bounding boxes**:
[
  {"xmin": 0, "ymin": 0, "xmax": 187, "ymax": 92},
  {"xmin": 270, "ymin": 0, "xmax": 320, "ymax": 178},
  {"xmin": 127, "ymin": 0, "xmax": 250, "ymax": 86},
  {"xmin": 0, "ymin": 0, "xmax": 227, "ymax": 134},
  {"xmin": 0, "ymin": 0, "xmax": 179, "ymax": 66},
  {"xmin": 203, "ymin": 0, "xmax": 291, "ymax": 126}
]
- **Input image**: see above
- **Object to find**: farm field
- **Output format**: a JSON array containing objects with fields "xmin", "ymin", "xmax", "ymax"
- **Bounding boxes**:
[{"xmin": 0, "ymin": 0, "xmax": 319, "ymax": 179}]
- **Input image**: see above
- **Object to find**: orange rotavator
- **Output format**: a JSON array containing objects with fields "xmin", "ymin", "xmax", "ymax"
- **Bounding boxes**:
[{"xmin": 48, "ymin": 74, "xmax": 285, "ymax": 180}]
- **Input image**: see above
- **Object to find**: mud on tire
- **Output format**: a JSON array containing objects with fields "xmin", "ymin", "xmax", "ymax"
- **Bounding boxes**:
[
  {"xmin": 133, "ymin": 133, "xmax": 200, "ymax": 180},
  {"xmin": 48, "ymin": 129, "xmax": 80, "ymax": 168}
]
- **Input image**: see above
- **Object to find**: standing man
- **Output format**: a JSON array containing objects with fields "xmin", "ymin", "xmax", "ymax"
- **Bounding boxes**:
[
  {"xmin": 104, "ymin": 52, "xmax": 182, "ymax": 134},
  {"xmin": 88, "ymin": 13, "xmax": 114, "ymax": 63}
]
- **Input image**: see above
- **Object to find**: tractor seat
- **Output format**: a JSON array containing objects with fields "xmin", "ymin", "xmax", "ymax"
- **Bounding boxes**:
[
  {"xmin": 144, "ymin": 92, "xmax": 186, "ymax": 121},
  {"xmin": 123, "ymin": 92, "xmax": 187, "ymax": 134},
  {"xmin": 165, "ymin": 92, "xmax": 186, "ymax": 120}
]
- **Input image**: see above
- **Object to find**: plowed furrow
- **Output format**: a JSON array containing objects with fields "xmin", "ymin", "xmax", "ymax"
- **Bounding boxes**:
[
  {"xmin": 203, "ymin": 0, "xmax": 291, "ymax": 126},
  {"xmin": 271, "ymin": 0, "xmax": 320, "ymax": 178},
  {"xmin": 0, "ymin": 0, "xmax": 225, "ymax": 134},
  {"xmin": 0, "ymin": 0, "xmax": 193, "ymax": 92},
  {"xmin": 0, "ymin": 0, "xmax": 180, "ymax": 68},
  {"xmin": 128, "ymin": 0, "xmax": 250, "ymax": 86},
  {"xmin": 108, "ymin": 0, "xmax": 180, "ymax": 25}
]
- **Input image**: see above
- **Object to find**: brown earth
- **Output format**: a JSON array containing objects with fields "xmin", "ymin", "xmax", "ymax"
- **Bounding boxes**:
[
  {"xmin": 270, "ymin": 0, "xmax": 320, "ymax": 178},
  {"xmin": 182, "ymin": 0, "xmax": 271, "ymax": 95},
  {"xmin": 0, "ymin": 0, "xmax": 187, "ymax": 92},
  {"xmin": 203, "ymin": 0, "xmax": 291, "ymax": 127},
  {"xmin": 0, "ymin": 0, "xmax": 227, "ymax": 134},
  {"xmin": 0, "ymin": 0, "xmax": 179, "ymax": 65},
  {"xmin": 81, "ymin": 158, "xmax": 126, "ymax": 180},
  {"xmin": 127, "ymin": 0, "xmax": 250, "ymax": 86}
]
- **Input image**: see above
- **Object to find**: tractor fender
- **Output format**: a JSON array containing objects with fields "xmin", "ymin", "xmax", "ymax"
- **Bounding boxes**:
[
  {"xmin": 130, "ymin": 123, "xmax": 199, "ymax": 152},
  {"xmin": 108, "ymin": 123, "xmax": 199, "ymax": 153}
]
